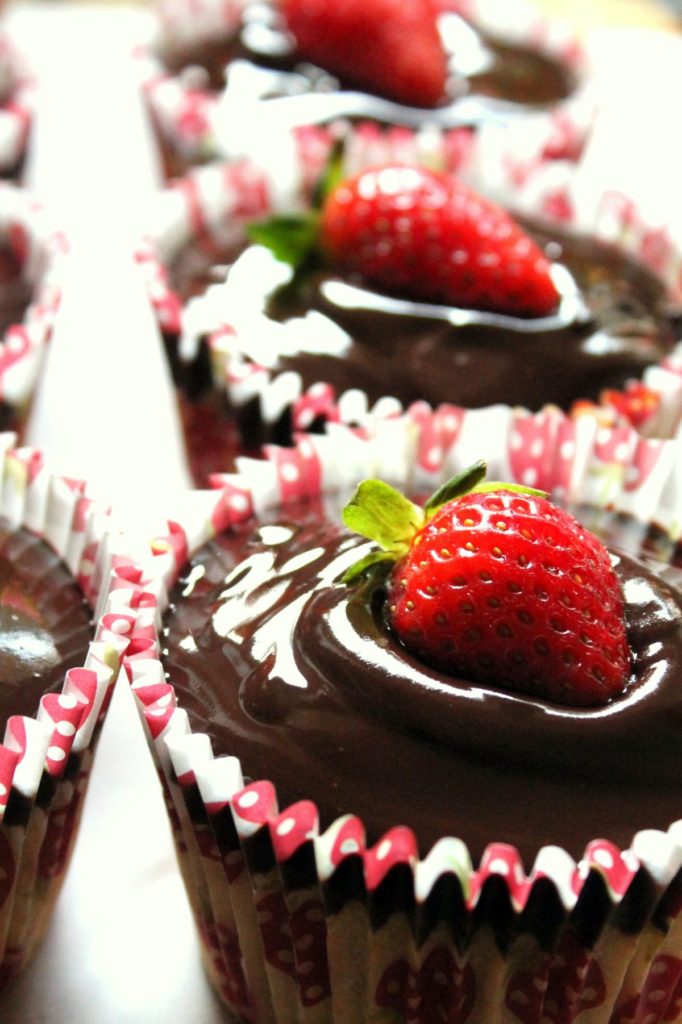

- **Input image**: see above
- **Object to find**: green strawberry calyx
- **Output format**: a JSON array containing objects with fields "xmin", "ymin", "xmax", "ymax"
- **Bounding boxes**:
[
  {"xmin": 247, "ymin": 142, "xmax": 345, "ymax": 273},
  {"xmin": 248, "ymin": 210, "xmax": 320, "ymax": 271},
  {"xmin": 342, "ymin": 461, "xmax": 547, "ymax": 583}
]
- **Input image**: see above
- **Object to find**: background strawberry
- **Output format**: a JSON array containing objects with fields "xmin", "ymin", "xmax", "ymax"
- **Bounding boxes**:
[
  {"xmin": 320, "ymin": 165, "xmax": 561, "ymax": 316},
  {"xmin": 280, "ymin": 0, "xmax": 449, "ymax": 108},
  {"xmin": 250, "ymin": 163, "xmax": 561, "ymax": 317},
  {"xmin": 343, "ymin": 462, "xmax": 631, "ymax": 707}
]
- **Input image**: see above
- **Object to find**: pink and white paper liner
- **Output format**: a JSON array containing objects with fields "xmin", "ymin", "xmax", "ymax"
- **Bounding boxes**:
[
  {"xmin": 137, "ymin": 0, "xmax": 592, "ymax": 181},
  {"xmin": 0, "ymin": 185, "xmax": 66, "ymax": 417},
  {"xmin": 0, "ymin": 31, "xmax": 34, "ymax": 179},
  {"xmin": 139, "ymin": 134, "xmax": 682, "ymax": 447},
  {"xmin": 120, "ymin": 412, "xmax": 682, "ymax": 1023},
  {"xmin": 0, "ymin": 437, "xmax": 136, "ymax": 984}
]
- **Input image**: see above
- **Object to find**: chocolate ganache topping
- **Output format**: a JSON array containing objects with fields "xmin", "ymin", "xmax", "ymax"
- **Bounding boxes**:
[
  {"xmin": 163, "ymin": 497, "xmax": 682, "ymax": 865},
  {"xmin": 161, "ymin": 0, "xmax": 576, "ymax": 116},
  {"xmin": 0, "ymin": 242, "xmax": 32, "ymax": 337},
  {"xmin": 0, "ymin": 519, "xmax": 92, "ymax": 734},
  {"xmin": 0, "ymin": 242, "xmax": 38, "ymax": 433},
  {"xmin": 169, "ymin": 219, "xmax": 678, "ymax": 418}
]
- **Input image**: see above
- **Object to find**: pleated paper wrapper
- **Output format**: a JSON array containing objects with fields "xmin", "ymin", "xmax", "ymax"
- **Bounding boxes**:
[
  {"xmin": 0, "ymin": 185, "xmax": 67, "ymax": 436},
  {"xmin": 136, "ymin": 0, "xmax": 593, "ymax": 184},
  {"xmin": 0, "ymin": 436, "xmax": 137, "ymax": 986},
  {"xmin": 136, "ymin": 126, "xmax": 682, "ymax": 487},
  {"xmin": 119, "ymin": 409, "xmax": 682, "ymax": 1023}
]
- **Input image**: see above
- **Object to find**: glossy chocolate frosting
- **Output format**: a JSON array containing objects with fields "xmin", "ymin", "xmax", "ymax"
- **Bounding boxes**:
[
  {"xmin": 0, "ymin": 243, "xmax": 32, "ymax": 336},
  {"xmin": 168, "ymin": 220, "xmax": 678, "ymax": 418},
  {"xmin": 0, "ymin": 518, "xmax": 92, "ymax": 734},
  {"xmin": 0, "ymin": 243, "xmax": 36, "ymax": 433},
  {"xmin": 160, "ymin": 0, "xmax": 575, "ymax": 113},
  {"xmin": 163, "ymin": 498, "xmax": 682, "ymax": 866}
]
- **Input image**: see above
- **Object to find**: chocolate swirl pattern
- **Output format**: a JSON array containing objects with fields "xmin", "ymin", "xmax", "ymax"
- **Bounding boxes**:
[
  {"xmin": 163, "ymin": 501, "xmax": 682, "ymax": 865},
  {"xmin": 0, "ymin": 519, "xmax": 92, "ymax": 734},
  {"xmin": 168, "ymin": 218, "xmax": 679, "ymax": 423}
]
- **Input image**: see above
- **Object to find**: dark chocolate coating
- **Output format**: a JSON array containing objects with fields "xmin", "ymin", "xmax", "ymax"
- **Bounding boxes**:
[
  {"xmin": 163, "ymin": 499, "xmax": 682, "ymax": 867},
  {"xmin": 0, "ymin": 243, "xmax": 35, "ymax": 432},
  {"xmin": 159, "ymin": 0, "xmax": 576, "ymax": 111},
  {"xmin": 0, "ymin": 244, "xmax": 33, "ymax": 337},
  {"xmin": 168, "ymin": 221, "xmax": 677, "ymax": 417},
  {"xmin": 0, "ymin": 519, "xmax": 92, "ymax": 735}
]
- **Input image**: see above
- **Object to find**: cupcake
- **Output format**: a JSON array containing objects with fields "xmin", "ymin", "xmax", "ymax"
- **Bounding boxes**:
[
  {"xmin": 139, "ymin": 0, "xmax": 591, "ymax": 180},
  {"xmin": 123, "ymin": 410, "xmax": 682, "ymax": 1023},
  {"xmin": 0, "ymin": 438, "xmax": 133, "ymax": 986},
  {"xmin": 0, "ymin": 31, "xmax": 33, "ymax": 183},
  {"xmin": 0, "ymin": 185, "xmax": 66, "ymax": 440},
  {"xmin": 139, "ymin": 142, "xmax": 682, "ymax": 484}
]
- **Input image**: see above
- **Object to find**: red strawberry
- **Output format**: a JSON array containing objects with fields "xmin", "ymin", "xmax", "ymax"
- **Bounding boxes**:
[
  {"xmin": 343, "ymin": 462, "xmax": 631, "ymax": 707},
  {"xmin": 280, "ymin": 0, "xmax": 448, "ymax": 108},
  {"xmin": 601, "ymin": 381, "xmax": 660, "ymax": 429},
  {"xmin": 250, "ymin": 164, "xmax": 561, "ymax": 318},
  {"xmin": 320, "ymin": 165, "xmax": 560, "ymax": 316}
]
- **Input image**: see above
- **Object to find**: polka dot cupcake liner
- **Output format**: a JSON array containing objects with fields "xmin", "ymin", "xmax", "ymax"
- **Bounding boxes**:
[
  {"xmin": 137, "ymin": 0, "xmax": 593, "ymax": 185},
  {"xmin": 118, "ymin": 412, "xmax": 682, "ymax": 1022},
  {"xmin": 0, "ymin": 437, "xmax": 135, "ymax": 987},
  {"xmin": 138, "ymin": 133, "xmax": 682, "ymax": 486},
  {"xmin": 0, "ymin": 185, "xmax": 68, "ymax": 439}
]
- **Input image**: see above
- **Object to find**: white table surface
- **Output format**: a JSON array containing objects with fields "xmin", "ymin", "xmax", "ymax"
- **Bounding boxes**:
[{"xmin": 0, "ymin": 5, "xmax": 679, "ymax": 1020}]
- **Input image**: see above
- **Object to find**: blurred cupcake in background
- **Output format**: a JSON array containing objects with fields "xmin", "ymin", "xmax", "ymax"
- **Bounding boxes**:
[
  {"xmin": 137, "ymin": 0, "xmax": 592, "ymax": 181},
  {"xmin": 0, "ymin": 186, "xmax": 66, "ymax": 442},
  {"xmin": 137, "ymin": 127, "xmax": 682, "ymax": 485},
  {"xmin": 0, "ymin": 30, "xmax": 33, "ymax": 184}
]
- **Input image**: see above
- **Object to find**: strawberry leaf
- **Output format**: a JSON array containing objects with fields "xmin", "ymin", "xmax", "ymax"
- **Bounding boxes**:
[
  {"xmin": 312, "ymin": 138, "xmax": 346, "ymax": 209},
  {"xmin": 424, "ymin": 461, "xmax": 487, "ymax": 516},
  {"xmin": 248, "ymin": 212, "xmax": 320, "ymax": 270},
  {"xmin": 342, "ymin": 550, "xmax": 395, "ymax": 584},
  {"xmin": 342, "ymin": 468, "xmax": 549, "ymax": 586},
  {"xmin": 472, "ymin": 482, "xmax": 548, "ymax": 498},
  {"xmin": 343, "ymin": 480, "xmax": 424, "ymax": 555}
]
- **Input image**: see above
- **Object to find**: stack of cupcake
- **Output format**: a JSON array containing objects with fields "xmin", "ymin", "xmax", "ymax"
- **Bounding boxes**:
[
  {"xmin": 3, "ymin": 1, "xmax": 682, "ymax": 1022},
  {"xmin": 134, "ymin": 0, "xmax": 681, "ymax": 489},
  {"xmin": 118, "ymin": 2, "xmax": 682, "ymax": 1023}
]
